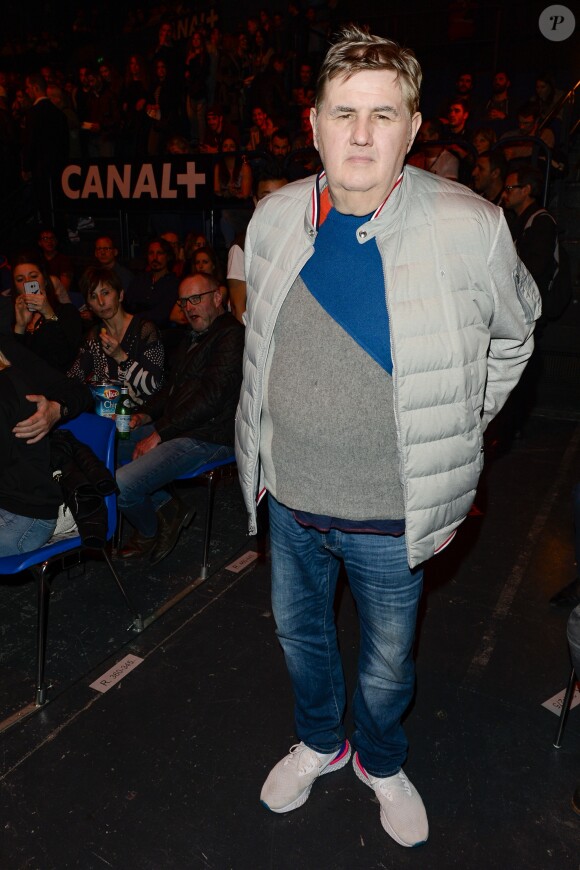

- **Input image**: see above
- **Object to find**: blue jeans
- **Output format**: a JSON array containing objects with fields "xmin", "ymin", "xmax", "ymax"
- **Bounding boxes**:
[
  {"xmin": 116, "ymin": 424, "xmax": 233, "ymax": 537},
  {"xmin": 0, "ymin": 510, "xmax": 57, "ymax": 557},
  {"xmin": 268, "ymin": 495, "xmax": 423, "ymax": 778}
]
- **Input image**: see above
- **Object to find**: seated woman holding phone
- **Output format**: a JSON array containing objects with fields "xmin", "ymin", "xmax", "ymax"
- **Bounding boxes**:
[{"xmin": 11, "ymin": 251, "xmax": 83, "ymax": 372}]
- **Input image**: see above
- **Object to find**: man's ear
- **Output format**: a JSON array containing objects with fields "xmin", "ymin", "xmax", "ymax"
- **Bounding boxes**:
[
  {"xmin": 407, "ymin": 112, "xmax": 422, "ymax": 154},
  {"xmin": 310, "ymin": 107, "xmax": 319, "ymax": 151}
]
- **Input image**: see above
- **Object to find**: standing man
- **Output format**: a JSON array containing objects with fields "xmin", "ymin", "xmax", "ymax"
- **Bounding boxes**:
[
  {"xmin": 235, "ymin": 26, "xmax": 540, "ymax": 848},
  {"xmin": 21, "ymin": 73, "xmax": 69, "ymax": 223}
]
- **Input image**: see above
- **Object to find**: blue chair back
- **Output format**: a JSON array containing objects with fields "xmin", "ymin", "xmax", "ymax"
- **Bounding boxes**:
[
  {"xmin": 60, "ymin": 412, "xmax": 117, "ymax": 543},
  {"xmin": 0, "ymin": 413, "xmax": 117, "ymax": 574}
]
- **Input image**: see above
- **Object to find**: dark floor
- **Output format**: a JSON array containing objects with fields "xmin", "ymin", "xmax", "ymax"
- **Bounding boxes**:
[{"xmin": 1, "ymin": 343, "xmax": 580, "ymax": 867}]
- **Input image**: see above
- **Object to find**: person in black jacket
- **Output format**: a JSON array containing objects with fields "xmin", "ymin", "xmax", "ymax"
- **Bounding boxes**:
[
  {"xmin": 116, "ymin": 271, "xmax": 244, "ymax": 565},
  {"xmin": 21, "ymin": 74, "xmax": 69, "ymax": 223},
  {"xmin": 0, "ymin": 301, "xmax": 92, "ymax": 555}
]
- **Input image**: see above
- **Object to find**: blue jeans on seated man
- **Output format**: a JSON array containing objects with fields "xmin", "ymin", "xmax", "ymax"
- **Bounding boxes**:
[
  {"xmin": 268, "ymin": 494, "xmax": 423, "ymax": 779},
  {"xmin": 0, "ymin": 510, "xmax": 57, "ymax": 557},
  {"xmin": 116, "ymin": 424, "xmax": 233, "ymax": 537}
]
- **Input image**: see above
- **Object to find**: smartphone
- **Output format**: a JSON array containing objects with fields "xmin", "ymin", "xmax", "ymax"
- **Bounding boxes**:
[{"xmin": 24, "ymin": 281, "xmax": 40, "ymax": 294}]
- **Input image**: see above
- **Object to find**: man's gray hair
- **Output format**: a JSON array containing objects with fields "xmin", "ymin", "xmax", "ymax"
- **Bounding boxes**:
[{"xmin": 315, "ymin": 24, "xmax": 422, "ymax": 117}]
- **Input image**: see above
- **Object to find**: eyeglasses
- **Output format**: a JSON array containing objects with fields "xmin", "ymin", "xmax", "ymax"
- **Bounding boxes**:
[
  {"xmin": 95, "ymin": 246, "xmax": 114, "ymax": 252},
  {"xmin": 177, "ymin": 290, "xmax": 215, "ymax": 308},
  {"xmin": 504, "ymin": 184, "xmax": 525, "ymax": 192}
]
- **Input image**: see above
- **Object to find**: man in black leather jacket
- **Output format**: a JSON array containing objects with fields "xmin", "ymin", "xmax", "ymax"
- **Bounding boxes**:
[{"xmin": 116, "ymin": 271, "xmax": 244, "ymax": 565}]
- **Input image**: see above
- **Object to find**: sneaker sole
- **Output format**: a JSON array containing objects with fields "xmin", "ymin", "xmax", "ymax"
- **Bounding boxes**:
[
  {"xmin": 352, "ymin": 752, "xmax": 428, "ymax": 848},
  {"xmin": 261, "ymin": 740, "xmax": 352, "ymax": 814}
]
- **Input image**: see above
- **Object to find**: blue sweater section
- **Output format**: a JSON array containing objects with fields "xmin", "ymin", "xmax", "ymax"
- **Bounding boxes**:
[{"xmin": 301, "ymin": 208, "xmax": 392, "ymax": 374}]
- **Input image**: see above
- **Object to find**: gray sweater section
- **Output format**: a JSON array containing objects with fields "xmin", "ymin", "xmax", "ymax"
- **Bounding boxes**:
[{"xmin": 260, "ymin": 277, "xmax": 404, "ymax": 520}]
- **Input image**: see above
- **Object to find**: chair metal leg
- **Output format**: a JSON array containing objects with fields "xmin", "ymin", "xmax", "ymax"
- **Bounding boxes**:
[
  {"xmin": 553, "ymin": 667, "xmax": 577, "ymax": 748},
  {"xmin": 201, "ymin": 471, "xmax": 217, "ymax": 580},
  {"xmin": 100, "ymin": 547, "xmax": 143, "ymax": 631},
  {"xmin": 35, "ymin": 562, "xmax": 53, "ymax": 706}
]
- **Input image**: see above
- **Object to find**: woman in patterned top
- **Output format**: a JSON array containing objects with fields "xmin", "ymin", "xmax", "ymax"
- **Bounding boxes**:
[{"xmin": 68, "ymin": 266, "xmax": 164, "ymax": 405}]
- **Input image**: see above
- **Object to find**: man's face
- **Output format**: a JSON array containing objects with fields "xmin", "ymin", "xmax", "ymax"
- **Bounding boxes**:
[
  {"xmin": 448, "ymin": 102, "xmax": 468, "ymax": 131},
  {"xmin": 207, "ymin": 111, "xmax": 221, "ymax": 131},
  {"xmin": 517, "ymin": 114, "xmax": 536, "ymax": 134},
  {"xmin": 535, "ymin": 80, "xmax": 551, "ymax": 102},
  {"xmin": 148, "ymin": 242, "xmax": 169, "ymax": 274},
  {"xmin": 159, "ymin": 23, "xmax": 172, "ymax": 43},
  {"xmin": 471, "ymin": 156, "xmax": 492, "ymax": 193},
  {"xmin": 252, "ymin": 107, "xmax": 266, "ymax": 129},
  {"xmin": 161, "ymin": 232, "xmax": 180, "ymax": 258},
  {"xmin": 38, "ymin": 231, "xmax": 57, "ymax": 255},
  {"xmin": 310, "ymin": 69, "xmax": 421, "ymax": 214},
  {"xmin": 501, "ymin": 173, "xmax": 528, "ymax": 212},
  {"xmin": 492, "ymin": 72, "xmax": 509, "ymax": 93},
  {"xmin": 255, "ymin": 178, "xmax": 288, "ymax": 202},
  {"xmin": 271, "ymin": 135, "xmax": 291, "ymax": 157},
  {"xmin": 94, "ymin": 238, "xmax": 117, "ymax": 266},
  {"xmin": 300, "ymin": 109, "xmax": 312, "ymax": 132},
  {"xmin": 178, "ymin": 275, "xmax": 221, "ymax": 332},
  {"xmin": 299, "ymin": 64, "xmax": 312, "ymax": 85},
  {"xmin": 456, "ymin": 73, "xmax": 472, "ymax": 94}
]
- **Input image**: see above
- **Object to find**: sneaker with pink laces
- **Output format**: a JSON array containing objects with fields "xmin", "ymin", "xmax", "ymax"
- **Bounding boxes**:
[
  {"xmin": 260, "ymin": 740, "xmax": 351, "ymax": 813},
  {"xmin": 353, "ymin": 751, "xmax": 428, "ymax": 847}
]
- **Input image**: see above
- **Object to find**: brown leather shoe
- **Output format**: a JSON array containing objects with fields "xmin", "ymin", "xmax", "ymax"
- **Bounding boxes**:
[
  {"xmin": 150, "ymin": 499, "xmax": 196, "ymax": 566},
  {"xmin": 117, "ymin": 530, "xmax": 157, "ymax": 560}
]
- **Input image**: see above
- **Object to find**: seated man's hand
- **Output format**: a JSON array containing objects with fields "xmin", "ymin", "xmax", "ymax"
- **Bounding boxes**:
[
  {"xmin": 12, "ymin": 395, "xmax": 61, "ymax": 444},
  {"xmin": 130, "ymin": 412, "xmax": 152, "ymax": 430},
  {"xmin": 132, "ymin": 429, "xmax": 161, "ymax": 460}
]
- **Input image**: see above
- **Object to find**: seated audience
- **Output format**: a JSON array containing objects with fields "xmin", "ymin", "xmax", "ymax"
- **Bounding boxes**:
[
  {"xmin": 0, "ymin": 301, "xmax": 92, "ymax": 556},
  {"xmin": 0, "ymin": 346, "xmax": 62, "ymax": 555},
  {"xmin": 37, "ymin": 226, "xmax": 75, "ymax": 297},
  {"xmin": 11, "ymin": 250, "xmax": 82, "ymax": 371},
  {"xmin": 407, "ymin": 118, "xmax": 459, "ymax": 180},
  {"xmin": 124, "ymin": 237, "xmax": 179, "ymax": 329},
  {"xmin": 482, "ymin": 71, "xmax": 512, "ymax": 123},
  {"xmin": 68, "ymin": 267, "xmax": 164, "ymax": 405},
  {"xmin": 94, "ymin": 235, "xmax": 134, "ymax": 291},
  {"xmin": 502, "ymin": 167, "xmax": 558, "ymax": 295},
  {"xmin": 471, "ymin": 126, "xmax": 497, "ymax": 155},
  {"xmin": 471, "ymin": 149, "xmax": 507, "ymax": 205},
  {"xmin": 115, "ymin": 272, "xmax": 244, "ymax": 565},
  {"xmin": 226, "ymin": 166, "xmax": 289, "ymax": 323}
]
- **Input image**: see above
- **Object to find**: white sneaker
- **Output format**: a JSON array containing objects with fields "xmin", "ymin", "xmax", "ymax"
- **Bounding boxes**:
[
  {"xmin": 353, "ymin": 752, "xmax": 428, "ymax": 847},
  {"xmin": 260, "ymin": 740, "xmax": 351, "ymax": 813}
]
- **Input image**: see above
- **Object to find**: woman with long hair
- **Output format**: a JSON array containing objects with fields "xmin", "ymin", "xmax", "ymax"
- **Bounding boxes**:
[{"xmin": 11, "ymin": 250, "xmax": 82, "ymax": 371}]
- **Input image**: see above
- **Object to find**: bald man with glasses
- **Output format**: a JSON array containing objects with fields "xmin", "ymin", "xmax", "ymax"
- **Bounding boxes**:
[{"xmin": 115, "ymin": 272, "xmax": 244, "ymax": 565}]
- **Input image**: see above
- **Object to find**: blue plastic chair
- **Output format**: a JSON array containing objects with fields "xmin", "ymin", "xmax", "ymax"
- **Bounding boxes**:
[
  {"xmin": 175, "ymin": 454, "xmax": 237, "ymax": 580},
  {"xmin": 0, "ymin": 413, "xmax": 143, "ymax": 705}
]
